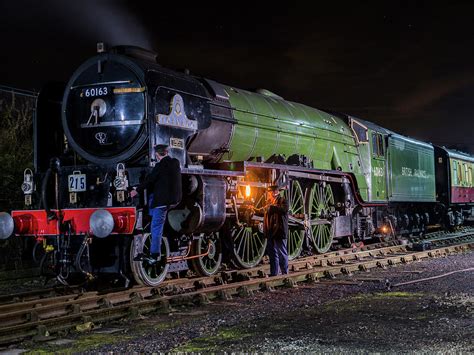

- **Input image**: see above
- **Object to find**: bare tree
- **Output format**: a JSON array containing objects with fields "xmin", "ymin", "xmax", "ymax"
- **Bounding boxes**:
[{"xmin": 0, "ymin": 92, "xmax": 34, "ymax": 211}]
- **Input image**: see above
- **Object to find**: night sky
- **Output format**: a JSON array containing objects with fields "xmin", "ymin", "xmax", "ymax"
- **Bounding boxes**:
[{"xmin": 1, "ymin": 1, "xmax": 473, "ymax": 152}]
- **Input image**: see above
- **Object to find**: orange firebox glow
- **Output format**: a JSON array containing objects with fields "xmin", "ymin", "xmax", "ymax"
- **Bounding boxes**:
[{"xmin": 245, "ymin": 185, "xmax": 251, "ymax": 198}]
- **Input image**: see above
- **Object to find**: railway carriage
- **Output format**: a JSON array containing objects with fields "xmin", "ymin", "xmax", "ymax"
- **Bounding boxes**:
[
  {"xmin": 435, "ymin": 147, "xmax": 474, "ymax": 226},
  {"xmin": 0, "ymin": 44, "xmax": 472, "ymax": 286}
]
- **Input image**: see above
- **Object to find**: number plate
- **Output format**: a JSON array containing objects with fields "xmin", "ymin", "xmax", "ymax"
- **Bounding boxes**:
[
  {"xmin": 81, "ymin": 86, "xmax": 109, "ymax": 98},
  {"xmin": 68, "ymin": 174, "xmax": 86, "ymax": 192}
]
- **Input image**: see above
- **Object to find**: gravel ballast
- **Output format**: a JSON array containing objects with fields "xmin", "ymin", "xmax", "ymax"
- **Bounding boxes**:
[{"xmin": 6, "ymin": 250, "xmax": 473, "ymax": 353}]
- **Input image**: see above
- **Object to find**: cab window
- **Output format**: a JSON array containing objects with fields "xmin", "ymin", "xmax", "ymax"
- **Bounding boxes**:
[
  {"xmin": 351, "ymin": 120, "xmax": 368, "ymax": 143},
  {"xmin": 371, "ymin": 133, "xmax": 384, "ymax": 157}
]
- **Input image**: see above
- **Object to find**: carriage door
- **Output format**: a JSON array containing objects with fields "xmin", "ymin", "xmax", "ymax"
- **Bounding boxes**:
[{"xmin": 370, "ymin": 132, "xmax": 387, "ymax": 201}]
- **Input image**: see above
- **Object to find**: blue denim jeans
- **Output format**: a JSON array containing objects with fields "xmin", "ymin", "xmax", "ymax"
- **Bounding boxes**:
[
  {"xmin": 148, "ymin": 194, "xmax": 154, "ymax": 216},
  {"xmin": 266, "ymin": 238, "xmax": 288, "ymax": 276},
  {"xmin": 150, "ymin": 206, "xmax": 167, "ymax": 255}
]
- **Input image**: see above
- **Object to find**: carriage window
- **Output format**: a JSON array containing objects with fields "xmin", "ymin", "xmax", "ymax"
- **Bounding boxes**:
[
  {"xmin": 453, "ymin": 161, "xmax": 458, "ymax": 185},
  {"xmin": 464, "ymin": 163, "xmax": 469, "ymax": 185},
  {"xmin": 469, "ymin": 166, "xmax": 473, "ymax": 186},
  {"xmin": 458, "ymin": 162, "xmax": 463, "ymax": 184},
  {"xmin": 351, "ymin": 120, "xmax": 368, "ymax": 143}
]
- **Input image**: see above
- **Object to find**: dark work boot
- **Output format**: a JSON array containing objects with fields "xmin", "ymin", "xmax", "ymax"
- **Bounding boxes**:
[
  {"xmin": 133, "ymin": 253, "xmax": 145, "ymax": 261},
  {"xmin": 151, "ymin": 253, "xmax": 161, "ymax": 261},
  {"xmin": 144, "ymin": 253, "xmax": 161, "ymax": 265}
]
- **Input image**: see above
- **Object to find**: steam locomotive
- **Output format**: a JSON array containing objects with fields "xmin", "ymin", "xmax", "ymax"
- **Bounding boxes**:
[{"xmin": 0, "ymin": 44, "xmax": 473, "ymax": 287}]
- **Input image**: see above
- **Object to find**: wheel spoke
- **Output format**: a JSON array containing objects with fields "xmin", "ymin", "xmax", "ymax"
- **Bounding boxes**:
[
  {"xmin": 246, "ymin": 229, "xmax": 251, "ymax": 261},
  {"xmin": 255, "ymin": 231, "xmax": 263, "ymax": 249},
  {"xmin": 242, "ymin": 230, "xmax": 247, "ymax": 261},
  {"xmin": 250, "ymin": 231, "xmax": 257, "ymax": 260},
  {"xmin": 241, "ymin": 230, "xmax": 247, "ymax": 259},
  {"xmin": 325, "ymin": 186, "xmax": 334, "ymax": 207},
  {"xmin": 237, "ymin": 228, "xmax": 245, "ymax": 255},
  {"xmin": 250, "ymin": 231, "xmax": 256, "ymax": 260},
  {"xmin": 317, "ymin": 225, "xmax": 322, "ymax": 249},
  {"xmin": 319, "ymin": 226, "xmax": 324, "ymax": 248},
  {"xmin": 316, "ymin": 231, "xmax": 322, "ymax": 249}
]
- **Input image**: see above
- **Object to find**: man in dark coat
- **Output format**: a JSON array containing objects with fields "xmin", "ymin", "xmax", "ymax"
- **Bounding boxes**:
[
  {"xmin": 264, "ymin": 185, "xmax": 289, "ymax": 276},
  {"xmin": 131, "ymin": 144, "xmax": 182, "ymax": 263}
]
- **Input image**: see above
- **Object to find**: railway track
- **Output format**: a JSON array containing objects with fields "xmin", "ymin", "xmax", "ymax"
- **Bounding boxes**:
[
  {"xmin": 2, "ymin": 227, "xmax": 470, "ymax": 306},
  {"xmin": 410, "ymin": 226, "xmax": 474, "ymax": 247},
  {"xmin": 0, "ymin": 240, "xmax": 399, "ymax": 305},
  {"xmin": 0, "ymin": 230, "xmax": 472, "ymax": 346}
]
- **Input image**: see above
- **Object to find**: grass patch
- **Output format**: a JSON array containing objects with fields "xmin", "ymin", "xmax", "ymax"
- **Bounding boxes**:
[
  {"xmin": 24, "ymin": 350, "xmax": 51, "ymax": 355},
  {"xmin": 314, "ymin": 292, "xmax": 425, "ymax": 315},
  {"xmin": 73, "ymin": 334, "xmax": 131, "ymax": 352},
  {"xmin": 26, "ymin": 333, "xmax": 132, "ymax": 353},
  {"xmin": 174, "ymin": 327, "xmax": 251, "ymax": 352},
  {"xmin": 374, "ymin": 291, "xmax": 423, "ymax": 298},
  {"xmin": 153, "ymin": 320, "xmax": 181, "ymax": 331}
]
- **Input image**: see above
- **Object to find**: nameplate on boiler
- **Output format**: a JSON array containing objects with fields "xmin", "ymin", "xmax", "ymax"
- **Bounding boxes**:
[{"xmin": 156, "ymin": 94, "xmax": 198, "ymax": 131}]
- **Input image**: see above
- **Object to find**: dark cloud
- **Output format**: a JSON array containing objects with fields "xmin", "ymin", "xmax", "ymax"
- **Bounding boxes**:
[
  {"xmin": 397, "ymin": 73, "xmax": 474, "ymax": 114},
  {"xmin": 48, "ymin": 0, "xmax": 152, "ymax": 48},
  {"xmin": 0, "ymin": 0, "xmax": 151, "ymax": 47}
]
